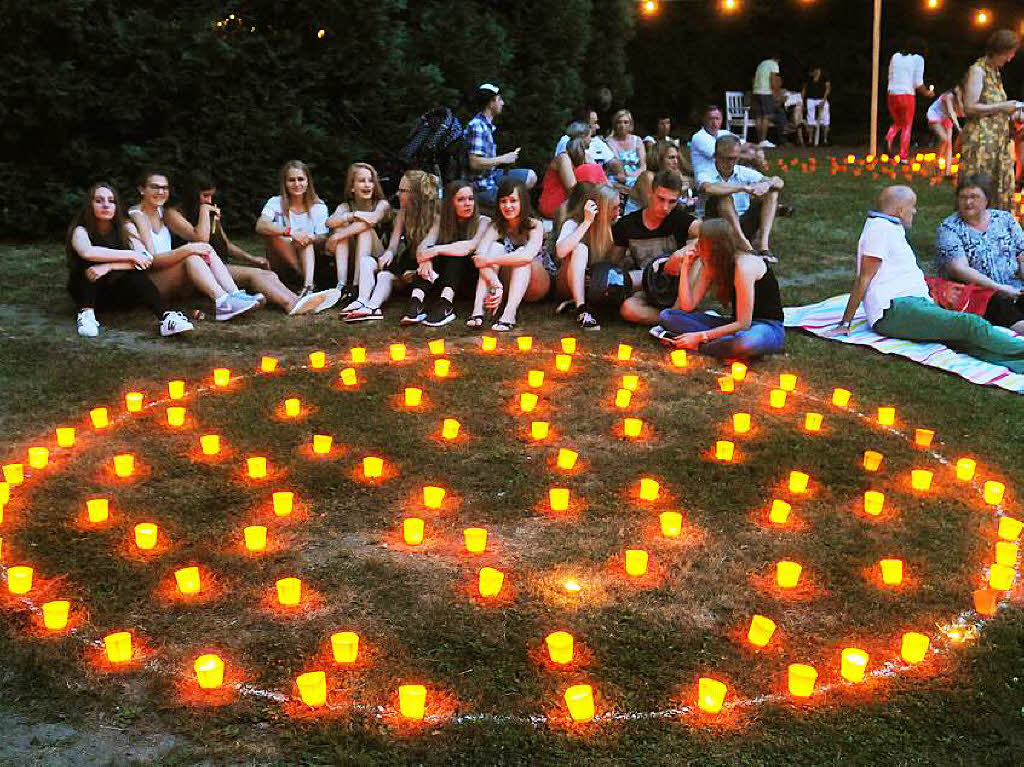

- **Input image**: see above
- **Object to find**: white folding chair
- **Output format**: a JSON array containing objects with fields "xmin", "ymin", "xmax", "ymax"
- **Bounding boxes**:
[{"xmin": 724, "ymin": 91, "xmax": 751, "ymax": 142}]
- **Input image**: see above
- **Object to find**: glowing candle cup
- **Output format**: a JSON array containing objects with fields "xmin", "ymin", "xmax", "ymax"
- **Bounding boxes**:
[
  {"xmin": 768, "ymin": 499, "xmax": 792, "ymax": 525},
  {"xmin": 789, "ymin": 471, "xmax": 809, "ymax": 494},
  {"xmin": 199, "ymin": 434, "xmax": 221, "ymax": 456},
  {"xmin": 434, "ymin": 359, "xmax": 451, "ymax": 378},
  {"xmin": 42, "ymin": 600, "xmax": 69, "ymax": 631},
  {"xmin": 997, "ymin": 516, "xmax": 1023, "ymax": 541},
  {"xmin": 880, "ymin": 558, "xmax": 904, "ymax": 585},
  {"xmin": 272, "ymin": 491, "xmax": 294, "ymax": 516},
  {"xmin": 911, "ymin": 469, "xmax": 933, "ymax": 492},
  {"xmin": 403, "ymin": 517, "xmax": 424, "ymax": 546},
  {"xmin": 166, "ymin": 406, "xmax": 186, "ymax": 427},
  {"xmin": 564, "ymin": 684, "xmax": 595, "ymax": 722},
  {"xmin": 312, "ymin": 434, "xmax": 332, "ymax": 455},
  {"xmin": 877, "ymin": 406, "xmax": 895, "ymax": 426},
  {"xmin": 520, "ymin": 392, "xmax": 538, "ymax": 413},
  {"xmin": 545, "ymin": 631, "xmax": 574, "ymax": 664},
  {"xmin": 989, "ymin": 563, "xmax": 1015, "ymax": 591},
  {"xmin": 517, "ymin": 336, "xmax": 534, "ymax": 352},
  {"xmin": 788, "ymin": 663, "xmax": 817, "ymax": 697},
  {"xmin": 244, "ymin": 526, "xmax": 267, "ymax": 552},
  {"xmin": 983, "ymin": 481, "xmax": 1005, "ymax": 506},
  {"xmin": 560, "ymin": 337, "xmax": 577, "ymax": 354},
  {"xmin": 863, "ymin": 450, "xmax": 883, "ymax": 472},
  {"xmin": 296, "ymin": 671, "xmax": 326, "ymax": 707},
  {"xmin": 27, "ymin": 447, "xmax": 48, "ymax": 470},
  {"xmin": 247, "ymin": 456, "xmax": 268, "ymax": 479},
  {"xmin": 617, "ymin": 343, "xmax": 632, "ymax": 361},
  {"xmin": 973, "ymin": 588, "xmax": 998, "ymax": 617},
  {"xmin": 614, "ymin": 389, "xmax": 633, "ymax": 408},
  {"xmin": 769, "ymin": 389, "xmax": 786, "ymax": 408},
  {"xmin": 914, "ymin": 429, "xmax": 934, "ymax": 447},
  {"xmin": 168, "ymin": 380, "xmax": 185, "ymax": 400},
  {"xmin": 557, "ymin": 448, "xmax": 578, "ymax": 470},
  {"xmin": 659, "ymin": 511, "xmax": 683, "ymax": 538},
  {"xmin": 481, "ymin": 336, "xmax": 497, "ymax": 352},
  {"xmin": 670, "ymin": 349, "xmax": 687, "ymax": 367},
  {"xmin": 555, "ymin": 354, "xmax": 572, "ymax": 372},
  {"xmin": 718, "ymin": 376, "xmax": 735, "ymax": 393},
  {"xmin": 900, "ymin": 632, "xmax": 929, "ymax": 663},
  {"xmin": 527, "ymin": 370, "xmax": 544, "ymax": 388},
  {"xmin": 350, "ymin": 347, "xmax": 366, "ymax": 364},
  {"xmin": 955, "ymin": 458, "xmax": 976, "ymax": 481},
  {"xmin": 423, "ymin": 485, "xmax": 445, "ymax": 509},
  {"xmin": 832, "ymin": 388, "xmax": 851, "ymax": 407},
  {"xmin": 804, "ymin": 412, "xmax": 823, "ymax": 432},
  {"xmin": 779, "ymin": 373, "xmax": 797, "ymax": 391},
  {"xmin": 478, "ymin": 567, "xmax": 504, "ymax": 597},
  {"xmin": 86, "ymin": 498, "xmax": 109, "ymax": 523},
  {"xmin": 698, "ymin": 677, "xmax": 727, "ymax": 714},
  {"xmin": 623, "ymin": 418, "xmax": 643, "ymax": 438},
  {"xmin": 733, "ymin": 412, "xmax": 751, "ymax": 433},
  {"xmin": 995, "ymin": 541, "xmax": 1018, "ymax": 567},
  {"xmin": 260, "ymin": 356, "xmax": 278, "ymax": 373},
  {"xmin": 428, "ymin": 339, "xmax": 445, "ymax": 355},
  {"xmin": 398, "ymin": 684, "xmax": 426, "ymax": 720},
  {"xmin": 125, "ymin": 392, "xmax": 143, "ymax": 412},
  {"xmin": 308, "ymin": 351, "xmax": 326, "ymax": 369},
  {"xmin": 104, "ymin": 632, "xmax": 133, "ymax": 664},
  {"xmin": 339, "ymin": 368, "xmax": 358, "ymax": 387},
  {"xmin": 331, "ymin": 631, "xmax": 360, "ymax": 664},
  {"xmin": 175, "ymin": 566, "xmax": 202, "ymax": 596},
  {"xmin": 841, "ymin": 648, "xmax": 868, "ymax": 683},
  {"xmin": 404, "ymin": 387, "xmax": 423, "ymax": 407},
  {"xmin": 55, "ymin": 427, "xmax": 75, "ymax": 448},
  {"xmin": 639, "ymin": 478, "xmax": 660, "ymax": 501},
  {"xmin": 134, "ymin": 523, "xmax": 158, "ymax": 550},
  {"xmin": 276, "ymin": 577, "xmax": 301, "ymax": 606},
  {"xmin": 284, "ymin": 398, "xmax": 301, "ymax": 418},
  {"xmin": 7, "ymin": 566, "xmax": 33, "ymax": 594},
  {"xmin": 441, "ymin": 419, "xmax": 461, "ymax": 441},
  {"xmin": 89, "ymin": 408, "xmax": 109, "ymax": 429},
  {"xmin": 213, "ymin": 368, "xmax": 231, "ymax": 387},
  {"xmin": 531, "ymin": 421, "xmax": 550, "ymax": 441},
  {"xmin": 625, "ymin": 549, "xmax": 649, "ymax": 576},
  {"xmin": 747, "ymin": 615, "xmax": 776, "ymax": 647},
  {"xmin": 389, "ymin": 343, "xmax": 407, "ymax": 362},
  {"xmin": 549, "ymin": 487, "xmax": 570, "ymax": 512},
  {"xmin": 464, "ymin": 527, "xmax": 487, "ymax": 553},
  {"xmin": 715, "ymin": 440, "xmax": 735, "ymax": 462},
  {"xmin": 864, "ymin": 491, "xmax": 885, "ymax": 516},
  {"xmin": 362, "ymin": 457, "xmax": 383, "ymax": 479},
  {"xmin": 776, "ymin": 560, "xmax": 802, "ymax": 588},
  {"xmin": 731, "ymin": 362, "xmax": 747, "ymax": 381},
  {"xmin": 113, "ymin": 453, "xmax": 135, "ymax": 478},
  {"xmin": 194, "ymin": 654, "xmax": 224, "ymax": 689}
]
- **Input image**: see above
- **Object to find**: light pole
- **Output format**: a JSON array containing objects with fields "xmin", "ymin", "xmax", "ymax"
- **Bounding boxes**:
[{"xmin": 870, "ymin": 0, "xmax": 882, "ymax": 156}]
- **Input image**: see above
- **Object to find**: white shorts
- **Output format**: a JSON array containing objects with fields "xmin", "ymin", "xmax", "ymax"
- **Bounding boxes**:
[{"xmin": 806, "ymin": 99, "xmax": 830, "ymax": 126}]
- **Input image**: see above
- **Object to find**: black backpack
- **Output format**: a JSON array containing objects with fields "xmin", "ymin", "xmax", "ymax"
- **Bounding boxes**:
[{"xmin": 399, "ymin": 107, "xmax": 467, "ymax": 186}]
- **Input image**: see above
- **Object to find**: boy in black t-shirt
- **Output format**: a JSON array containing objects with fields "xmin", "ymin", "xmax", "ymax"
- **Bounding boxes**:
[{"xmin": 611, "ymin": 171, "xmax": 699, "ymax": 325}]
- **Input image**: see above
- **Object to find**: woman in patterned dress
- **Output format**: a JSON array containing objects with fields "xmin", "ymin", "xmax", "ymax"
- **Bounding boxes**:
[{"xmin": 959, "ymin": 30, "xmax": 1021, "ymax": 211}]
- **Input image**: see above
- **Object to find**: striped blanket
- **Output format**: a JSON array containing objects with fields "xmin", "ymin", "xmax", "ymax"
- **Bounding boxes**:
[{"xmin": 783, "ymin": 294, "xmax": 1024, "ymax": 394}]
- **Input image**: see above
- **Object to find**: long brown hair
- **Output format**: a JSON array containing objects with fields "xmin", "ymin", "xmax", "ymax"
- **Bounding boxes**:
[
  {"xmin": 278, "ymin": 159, "xmax": 321, "ymax": 214},
  {"xmin": 343, "ymin": 162, "xmax": 386, "ymax": 212},
  {"xmin": 565, "ymin": 184, "xmax": 617, "ymax": 260},
  {"xmin": 699, "ymin": 218, "xmax": 742, "ymax": 304},
  {"xmin": 438, "ymin": 179, "xmax": 480, "ymax": 244},
  {"xmin": 400, "ymin": 169, "xmax": 440, "ymax": 253},
  {"xmin": 64, "ymin": 181, "xmax": 132, "ymax": 264},
  {"xmin": 494, "ymin": 177, "xmax": 538, "ymax": 240}
]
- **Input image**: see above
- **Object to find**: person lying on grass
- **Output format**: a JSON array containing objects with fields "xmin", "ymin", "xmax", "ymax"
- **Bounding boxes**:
[
  {"xmin": 66, "ymin": 181, "xmax": 193, "ymax": 338},
  {"xmin": 830, "ymin": 185, "xmax": 1024, "ymax": 372},
  {"xmin": 651, "ymin": 217, "xmax": 785, "ymax": 360}
]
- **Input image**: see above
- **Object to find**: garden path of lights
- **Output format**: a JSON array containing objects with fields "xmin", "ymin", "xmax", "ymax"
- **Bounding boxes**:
[{"xmin": 0, "ymin": 335, "xmax": 1019, "ymax": 728}]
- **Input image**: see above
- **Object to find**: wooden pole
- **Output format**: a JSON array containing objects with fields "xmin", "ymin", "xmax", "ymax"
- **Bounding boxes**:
[{"xmin": 870, "ymin": 0, "xmax": 882, "ymax": 156}]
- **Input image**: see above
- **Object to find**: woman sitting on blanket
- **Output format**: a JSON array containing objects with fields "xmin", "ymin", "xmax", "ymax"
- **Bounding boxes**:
[{"xmin": 832, "ymin": 185, "xmax": 1024, "ymax": 373}]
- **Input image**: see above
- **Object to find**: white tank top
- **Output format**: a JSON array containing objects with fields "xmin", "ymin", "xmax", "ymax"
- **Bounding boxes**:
[{"xmin": 149, "ymin": 206, "xmax": 172, "ymax": 253}]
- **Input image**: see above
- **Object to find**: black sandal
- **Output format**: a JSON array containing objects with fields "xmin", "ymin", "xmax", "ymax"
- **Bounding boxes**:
[
  {"xmin": 491, "ymin": 320, "xmax": 516, "ymax": 332},
  {"xmin": 466, "ymin": 314, "xmax": 485, "ymax": 328}
]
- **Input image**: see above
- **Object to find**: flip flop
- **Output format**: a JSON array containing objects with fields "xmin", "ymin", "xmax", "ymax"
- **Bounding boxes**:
[
  {"xmin": 466, "ymin": 314, "xmax": 485, "ymax": 328},
  {"xmin": 491, "ymin": 320, "xmax": 516, "ymax": 332}
]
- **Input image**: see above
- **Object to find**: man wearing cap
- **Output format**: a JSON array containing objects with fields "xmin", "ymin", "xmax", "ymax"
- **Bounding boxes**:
[{"xmin": 466, "ymin": 83, "xmax": 537, "ymax": 206}]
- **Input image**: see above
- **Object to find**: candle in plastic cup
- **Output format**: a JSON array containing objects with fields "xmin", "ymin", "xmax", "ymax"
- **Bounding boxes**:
[
  {"xmin": 516, "ymin": 336, "xmax": 534, "ymax": 352},
  {"xmin": 403, "ymin": 517, "xmax": 424, "ymax": 545},
  {"xmin": 731, "ymin": 362, "xmax": 747, "ymax": 381},
  {"xmin": 427, "ymin": 338, "xmax": 445, "ymax": 356},
  {"xmin": 276, "ymin": 577, "xmax": 301, "ymax": 605},
  {"xmin": 973, "ymin": 588, "xmax": 998, "ymax": 617},
  {"xmin": 863, "ymin": 450, "xmax": 883, "ymax": 472},
  {"xmin": 464, "ymin": 527, "xmax": 487, "ymax": 553},
  {"xmin": 998, "ymin": 516, "xmax": 1023, "ymax": 541},
  {"xmin": 55, "ymin": 427, "xmax": 75, "ymax": 447},
  {"xmin": 481, "ymin": 336, "xmax": 497, "ymax": 352},
  {"xmin": 478, "ymin": 567, "xmax": 504, "ymax": 597},
  {"xmin": 213, "ymin": 368, "xmax": 230, "ymax": 387},
  {"xmin": 90, "ymin": 407, "xmax": 109, "ymax": 429},
  {"xmin": 247, "ymin": 456, "xmax": 268, "ymax": 479},
  {"xmin": 362, "ymin": 457, "xmax": 383, "ymax": 479},
  {"xmin": 955, "ymin": 458, "xmax": 976, "ymax": 481},
  {"xmin": 768, "ymin": 499, "xmax": 792, "ymax": 524},
  {"xmin": 545, "ymin": 631, "xmax": 574, "ymax": 664},
  {"xmin": 200, "ymin": 434, "xmax": 221, "ymax": 456},
  {"xmin": 617, "ymin": 343, "xmax": 632, "ymax": 361},
  {"xmin": 308, "ymin": 351, "xmax": 326, "ymax": 369},
  {"xmin": 350, "ymin": 347, "xmax": 366, "ymax": 364},
  {"xmin": 296, "ymin": 671, "xmax": 327, "ymax": 707},
  {"xmin": 527, "ymin": 370, "xmax": 544, "ymax": 388},
  {"xmin": 880, "ymin": 558, "xmax": 903, "ymax": 585},
  {"xmin": 194, "ymin": 654, "xmax": 224, "ymax": 689},
  {"xmin": 625, "ymin": 549, "xmax": 649, "ymax": 576},
  {"xmin": 331, "ymin": 631, "xmax": 360, "ymax": 664},
  {"xmin": 168, "ymin": 380, "xmax": 185, "ymax": 400},
  {"xmin": 983, "ymin": 481, "xmax": 1005, "ymax": 506},
  {"xmin": 769, "ymin": 389, "xmax": 786, "ymax": 408},
  {"xmin": 698, "ymin": 677, "xmax": 727, "ymax": 713},
  {"xmin": 556, "ymin": 448, "xmax": 578, "ymax": 470},
  {"xmin": 864, "ymin": 491, "xmax": 885, "ymax": 516},
  {"xmin": 434, "ymin": 359, "xmax": 451, "ymax": 378},
  {"xmin": 520, "ymin": 392, "xmax": 538, "ymax": 413},
  {"xmin": 623, "ymin": 418, "xmax": 643, "ymax": 438},
  {"xmin": 86, "ymin": 498, "xmax": 109, "ymax": 523},
  {"xmin": 531, "ymin": 421, "xmax": 550, "ymax": 441},
  {"xmin": 441, "ymin": 419, "xmax": 460, "ymax": 441},
  {"xmin": 549, "ymin": 487, "xmax": 570, "ymax": 512},
  {"xmin": 260, "ymin": 356, "xmax": 278, "ymax": 373},
  {"xmin": 669, "ymin": 349, "xmax": 687, "ymax": 367},
  {"xmin": 877, "ymin": 406, "xmax": 895, "ymax": 426},
  {"xmin": 747, "ymin": 615, "xmax": 776, "ymax": 647},
  {"xmin": 715, "ymin": 440, "xmax": 735, "ymax": 462},
  {"xmin": 134, "ymin": 523, "xmax": 158, "ymax": 550},
  {"xmin": 804, "ymin": 412, "xmax": 823, "ymax": 432},
  {"xmin": 339, "ymin": 367, "xmax": 358, "ymax": 387},
  {"xmin": 914, "ymin": 428, "xmax": 934, "ymax": 447},
  {"xmin": 272, "ymin": 491, "xmax": 294, "ymax": 516},
  {"xmin": 312, "ymin": 434, "xmax": 332, "ymax": 455},
  {"xmin": 398, "ymin": 684, "xmax": 427, "ymax": 720},
  {"xmin": 776, "ymin": 560, "xmax": 802, "ymax": 588},
  {"xmin": 787, "ymin": 663, "xmax": 817, "ymax": 697},
  {"xmin": 42, "ymin": 600, "xmax": 69, "ymax": 631},
  {"xmin": 113, "ymin": 453, "xmax": 135, "ymax": 478},
  {"xmin": 423, "ymin": 485, "xmax": 445, "ymax": 509},
  {"xmin": 0, "ymin": 481, "xmax": 9, "ymax": 505},
  {"xmin": 621, "ymin": 374, "xmax": 639, "ymax": 392},
  {"xmin": 27, "ymin": 447, "xmax": 49, "ymax": 470},
  {"xmin": 639, "ymin": 478, "xmax": 660, "ymax": 501},
  {"xmin": 989, "ymin": 563, "xmax": 1015, "ymax": 591},
  {"xmin": 404, "ymin": 387, "xmax": 423, "ymax": 407},
  {"xmin": 175, "ymin": 566, "xmax": 202, "ymax": 595},
  {"xmin": 911, "ymin": 469, "xmax": 933, "ymax": 491},
  {"xmin": 555, "ymin": 354, "xmax": 572, "ymax": 372},
  {"xmin": 733, "ymin": 412, "xmax": 751, "ymax": 433},
  {"xmin": 779, "ymin": 373, "xmax": 797, "ymax": 391},
  {"xmin": 832, "ymin": 388, "xmax": 851, "ymax": 407},
  {"xmin": 995, "ymin": 541, "xmax": 1019, "ymax": 567},
  {"xmin": 614, "ymin": 388, "xmax": 632, "ymax": 408},
  {"xmin": 789, "ymin": 471, "xmax": 809, "ymax": 493},
  {"xmin": 900, "ymin": 632, "xmax": 929, "ymax": 663},
  {"xmin": 389, "ymin": 343, "xmax": 406, "ymax": 362},
  {"xmin": 564, "ymin": 684, "xmax": 595, "ymax": 722},
  {"xmin": 7, "ymin": 566, "xmax": 32, "ymax": 594},
  {"xmin": 718, "ymin": 376, "xmax": 735, "ymax": 393},
  {"xmin": 125, "ymin": 392, "xmax": 144, "ymax": 412},
  {"xmin": 560, "ymin": 337, "xmax": 577, "ymax": 354},
  {"xmin": 166, "ymin": 406, "xmax": 186, "ymax": 427},
  {"xmin": 244, "ymin": 526, "xmax": 267, "ymax": 552},
  {"xmin": 104, "ymin": 632, "xmax": 133, "ymax": 664},
  {"xmin": 841, "ymin": 648, "xmax": 869, "ymax": 683},
  {"xmin": 284, "ymin": 398, "xmax": 301, "ymax": 417},
  {"xmin": 660, "ymin": 511, "xmax": 683, "ymax": 538}
]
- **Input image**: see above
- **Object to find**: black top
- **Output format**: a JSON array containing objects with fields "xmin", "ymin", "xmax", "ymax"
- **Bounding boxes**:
[
  {"xmin": 805, "ymin": 78, "xmax": 828, "ymax": 100},
  {"xmin": 612, "ymin": 207, "xmax": 695, "ymax": 270},
  {"xmin": 730, "ymin": 261, "xmax": 784, "ymax": 321},
  {"xmin": 67, "ymin": 226, "xmax": 122, "ymax": 275}
]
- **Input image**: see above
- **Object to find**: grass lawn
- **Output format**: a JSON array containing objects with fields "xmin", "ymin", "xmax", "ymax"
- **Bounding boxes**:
[{"xmin": 1, "ymin": 147, "xmax": 1023, "ymax": 765}]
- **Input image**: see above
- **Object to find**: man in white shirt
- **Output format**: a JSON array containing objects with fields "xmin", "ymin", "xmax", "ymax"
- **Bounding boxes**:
[
  {"xmin": 690, "ymin": 105, "xmax": 768, "ymax": 183},
  {"xmin": 697, "ymin": 134, "xmax": 784, "ymax": 259},
  {"xmin": 886, "ymin": 39, "xmax": 933, "ymax": 158},
  {"xmin": 752, "ymin": 56, "xmax": 786, "ymax": 147}
]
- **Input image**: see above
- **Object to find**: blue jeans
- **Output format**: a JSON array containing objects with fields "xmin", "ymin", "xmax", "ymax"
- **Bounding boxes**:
[
  {"xmin": 476, "ymin": 168, "xmax": 534, "ymax": 205},
  {"xmin": 659, "ymin": 309, "xmax": 785, "ymax": 359}
]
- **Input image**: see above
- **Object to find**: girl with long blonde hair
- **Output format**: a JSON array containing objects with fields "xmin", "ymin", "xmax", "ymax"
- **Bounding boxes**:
[{"xmin": 554, "ymin": 184, "xmax": 620, "ymax": 330}]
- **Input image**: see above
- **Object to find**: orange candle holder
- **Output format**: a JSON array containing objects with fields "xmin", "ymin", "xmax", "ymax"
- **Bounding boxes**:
[
  {"xmin": 804, "ymin": 412, "xmax": 823, "ymax": 432},
  {"xmin": 404, "ymin": 387, "xmax": 423, "ymax": 407},
  {"xmin": 244, "ymin": 525, "xmax": 267, "ymax": 552},
  {"xmin": 284, "ymin": 398, "xmax": 301, "ymax": 418},
  {"xmin": 973, "ymin": 588, "xmax": 999, "ymax": 617},
  {"xmin": 308, "ymin": 351, "xmax": 327, "ymax": 369},
  {"xmin": 779, "ymin": 373, "xmax": 797, "ymax": 391},
  {"xmin": 556, "ymin": 448, "xmax": 578, "ymax": 470},
  {"xmin": 624, "ymin": 549, "xmax": 649, "ymax": 576},
  {"xmin": 787, "ymin": 663, "xmax": 817, "ymax": 697},
  {"xmin": 639, "ymin": 478, "xmax": 660, "ymax": 501},
  {"xmin": 697, "ymin": 677, "xmax": 727, "ymax": 713},
  {"xmin": 769, "ymin": 389, "xmax": 786, "ymax": 408},
  {"xmin": 747, "ymin": 614, "xmax": 776, "ymax": 647},
  {"xmin": 276, "ymin": 577, "xmax": 302, "ymax": 605},
  {"xmin": 125, "ymin": 391, "xmax": 144, "ymax": 413},
  {"xmin": 104, "ymin": 631, "xmax": 133, "ymax": 664},
  {"xmin": 362, "ymin": 456, "xmax": 383, "ymax": 479},
  {"xmin": 441, "ymin": 418, "xmax": 461, "ymax": 441},
  {"xmin": 7, "ymin": 566, "xmax": 33, "ymax": 594},
  {"xmin": 527, "ymin": 369, "xmax": 544, "ymax": 388},
  {"xmin": 260, "ymin": 356, "xmax": 278, "ymax": 373},
  {"xmin": 247, "ymin": 456, "xmax": 268, "ymax": 479},
  {"xmin": 659, "ymin": 511, "xmax": 683, "ymax": 538},
  {"xmin": 86, "ymin": 497, "xmax": 109, "ymax": 523},
  {"xmin": 167, "ymin": 380, "xmax": 185, "ymax": 400},
  {"xmin": 560, "ymin": 337, "xmax": 577, "ymax": 354},
  {"xmin": 312, "ymin": 434, "xmax": 333, "ymax": 455},
  {"xmin": 670, "ymin": 349, "xmax": 687, "ymax": 367},
  {"xmin": 877, "ymin": 406, "xmax": 895, "ymax": 426},
  {"xmin": 516, "ymin": 336, "xmax": 534, "ymax": 352},
  {"xmin": 403, "ymin": 517, "xmax": 424, "ymax": 545},
  {"xmin": 840, "ymin": 648, "xmax": 868, "ymax": 683},
  {"xmin": 55, "ymin": 427, "xmax": 75, "ymax": 448},
  {"xmin": 530, "ymin": 421, "xmax": 550, "ymax": 441},
  {"xmin": 134, "ymin": 523, "xmax": 158, "ymax": 550},
  {"xmin": 194, "ymin": 654, "xmax": 225, "ymax": 689},
  {"xmin": 911, "ymin": 469, "xmax": 933, "ymax": 491},
  {"xmin": 175, "ymin": 566, "xmax": 202, "ymax": 595},
  {"xmin": 339, "ymin": 367, "xmax": 358, "ymax": 387},
  {"xmin": 832, "ymin": 388, "xmax": 851, "ymax": 407},
  {"xmin": 89, "ymin": 407, "xmax": 109, "ymax": 429},
  {"xmin": 555, "ymin": 354, "xmax": 572, "ymax": 372},
  {"xmin": 463, "ymin": 527, "xmax": 487, "ymax": 553},
  {"xmin": 481, "ymin": 336, "xmax": 498, "ymax": 352},
  {"xmin": 900, "ymin": 632, "xmax": 929, "ymax": 663},
  {"xmin": 200, "ymin": 434, "xmax": 221, "ymax": 456},
  {"xmin": 955, "ymin": 458, "xmax": 976, "ymax": 481},
  {"xmin": 41, "ymin": 600, "xmax": 70, "ymax": 631},
  {"xmin": 434, "ymin": 358, "xmax": 451, "ymax": 378},
  {"xmin": 768, "ymin": 499, "xmax": 792, "ymax": 525},
  {"xmin": 776, "ymin": 560, "xmax": 802, "ymax": 588},
  {"xmin": 564, "ymin": 684, "xmax": 595, "ymax": 722},
  {"xmin": 731, "ymin": 362, "xmax": 747, "ymax": 381},
  {"xmin": 398, "ymin": 684, "xmax": 427, "ymax": 720},
  {"xmin": 863, "ymin": 450, "xmax": 883, "ymax": 471},
  {"xmin": 614, "ymin": 388, "xmax": 632, "ymax": 408},
  {"xmin": 428, "ymin": 338, "xmax": 445, "ymax": 355},
  {"xmin": 166, "ymin": 406, "xmax": 186, "ymax": 427},
  {"xmin": 549, "ymin": 487, "xmax": 570, "ymax": 512},
  {"xmin": 863, "ymin": 491, "xmax": 885, "ymax": 516},
  {"xmin": 296, "ymin": 671, "xmax": 327, "ymax": 707},
  {"xmin": 718, "ymin": 376, "xmax": 735, "ymax": 393},
  {"xmin": 423, "ymin": 485, "xmax": 445, "ymax": 508},
  {"xmin": 213, "ymin": 368, "xmax": 231, "ymax": 387},
  {"xmin": 389, "ymin": 343, "xmax": 407, "ymax": 362},
  {"xmin": 331, "ymin": 631, "xmax": 360, "ymax": 664},
  {"xmin": 272, "ymin": 491, "xmax": 294, "ymax": 517},
  {"xmin": 733, "ymin": 412, "xmax": 751, "ymax": 433},
  {"xmin": 715, "ymin": 440, "xmax": 735, "ymax": 462},
  {"xmin": 545, "ymin": 631, "xmax": 574, "ymax": 664},
  {"xmin": 989, "ymin": 563, "xmax": 1015, "ymax": 590},
  {"xmin": 617, "ymin": 343, "xmax": 632, "ymax": 361},
  {"xmin": 113, "ymin": 453, "xmax": 135, "ymax": 478},
  {"xmin": 880, "ymin": 558, "xmax": 903, "ymax": 585},
  {"xmin": 983, "ymin": 481, "xmax": 1005, "ymax": 506},
  {"xmin": 789, "ymin": 471, "xmax": 809, "ymax": 494},
  {"xmin": 478, "ymin": 566, "xmax": 504, "ymax": 597},
  {"xmin": 350, "ymin": 347, "xmax": 366, "ymax": 364},
  {"xmin": 914, "ymin": 428, "xmax": 934, "ymax": 447},
  {"xmin": 623, "ymin": 418, "xmax": 643, "ymax": 438}
]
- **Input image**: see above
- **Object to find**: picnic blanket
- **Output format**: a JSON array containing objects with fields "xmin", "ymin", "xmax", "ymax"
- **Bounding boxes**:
[{"xmin": 783, "ymin": 294, "xmax": 1024, "ymax": 394}]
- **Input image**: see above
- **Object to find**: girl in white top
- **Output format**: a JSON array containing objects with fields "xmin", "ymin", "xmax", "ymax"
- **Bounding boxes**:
[
  {"xmin": 255, "ymin": 160, "xmax": 330, "ymax": 298},
  {"xmin": 324, "ymin": 163, "xmax": 392, "ymax": 318},
  {"xmin": 129, "ymin": 170, "xmax": 258, "ymax": 322},
  {"xmin": 926, "ymin": 86, "xmax": 964, "ymax": 174}
]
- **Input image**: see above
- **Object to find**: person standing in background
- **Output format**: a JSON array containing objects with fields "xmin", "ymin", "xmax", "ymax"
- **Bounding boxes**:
[{"xmin": 886, "ymin": 38, "xmax": 933, "ymax": 159}]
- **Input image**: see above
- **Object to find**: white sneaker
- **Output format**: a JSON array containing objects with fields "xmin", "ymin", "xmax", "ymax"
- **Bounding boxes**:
[
  {"xmin": 215, "ymin": 293, "xmax": 258, "ymax": 321},
  {"xmin": 758, "ymin": 140, "xmax": 776, "ymax": 148},
  {"xmin": 159, "ymin": 311, "xmax": 194, "ymax": 337},
  {"xmin": 77, "ymin": 309, "xmax": 100, "ymax": 337},
  {"xmin": 289, "ymin": 287, "xmax": 340, "ymax": 316}
]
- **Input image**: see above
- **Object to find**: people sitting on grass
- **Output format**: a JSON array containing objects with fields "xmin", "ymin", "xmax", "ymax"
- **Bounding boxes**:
[
  {"xmin": 690, "ymin": 106, "xmax": 768, "ymax": 181},
  {"xmin": 554, "ymin": 183, "xmax": 620, "ymax": 331},
  {"xmin": 66, "ymin": 181, "xmax": 193, "ymax": 338},
  {"xmin": 642, "ymin": 112, "xmax": 680, "ymax": 153},
  {"xmin": 627, "ymin": 140, "xmax": 692, "ymax": 215},
  {"xmin": 538, "ymin": 135, "xmax": 607, "ymax": 219},
  {"xmin": 166, "ymin": 171, "xmax": 339, "ymax": 315},
  {"xmin": 467, "ymin": 177, "xmax": 552, "ymax": 331},
  {"xmin": 611, "ymin": 170, "xmax": 699, "ymax": 325},
  {"xmin": 606, "ymin": 109, "xmax": 646, "ymax": 191},
  {"xmin": 926, "ymin": 276, "xmax": 1024, "ymax": 334},
  {"xmin": 934, "ymin": 173, "xmax": 1024, "ymax": 298},
  {"xmin": 831, "ymin": 185, "xmax": 1024, "ymax": 373},
  {"xmin": 255, "ymin": 160, "xmax": 330, "ymax": 298},
  {"xmin": 326, "ymin": 163, "xmax": 393, "ymax": 320},
  {"xmin": 466, "ymin": 83, "xmax": 537, "ymax": 207},
  {"xmin": 651, "ymin": 217, "xmax": 785, "ymax": 360},
  {"xmin": 697, "ymin": 134, "xmax": 784, "ymax": 261},
  {"xmin": 129, "ymin": 169, "xmax": 259, "ymax": 322},
  {"xmin": 926, "ymin": 85, "xmax": 963, "ymax": 174},
  {"xmin": 402, "ymin": 178, "xmax": 491, "ymax": 327},
  {"xmin": 388, "ymin": 169, "xmax": 440, "ymax": 325}
]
